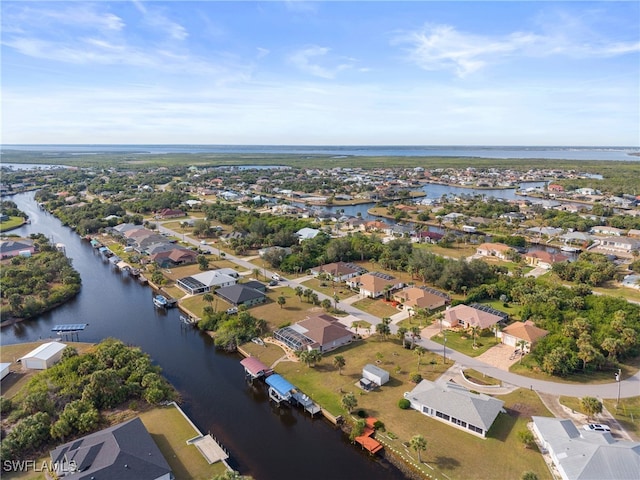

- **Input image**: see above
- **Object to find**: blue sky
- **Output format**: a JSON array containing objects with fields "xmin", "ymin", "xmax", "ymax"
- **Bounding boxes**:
[{"xmin": 2, "ymin": 1, "xmax": 639, "ymax": 145}]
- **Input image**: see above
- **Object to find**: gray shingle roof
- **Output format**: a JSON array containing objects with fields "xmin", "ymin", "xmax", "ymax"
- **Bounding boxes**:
[
  {"xmin": 50, "ymin": 417, "xmax": 172, "ymax": 480},
  {"xmin": 406, "ymin": 380, "xmax": 504, "ymax": 431}
]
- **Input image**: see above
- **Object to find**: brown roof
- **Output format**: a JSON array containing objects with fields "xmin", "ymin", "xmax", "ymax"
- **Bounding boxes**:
[
  {"xmin": 316, "ymin": 262, "xmax": 364, "ymax": 277},
  {"xmin": 502, "ymin": 320, "xmax": 548, "ymax": 343},
  {"xmin": 298, "ymin": 314, "xmax": 351, "ymax": 347},
  {"xmin": 444, "ymin": 304, "xmax": 503, "ymax": 329},
  {"xmin": 353, "ymin": 273, "xmax": 399, "ymax": 294},
  {"xmin": 524, "ymin": 251, "xmax": 568, "ymax": 264},
  {"xmin": 394, "ymin": 287, "xmax": 448, "ymax": 310},
  {"xmin": 477, "ymin": 242, "xmax": 512, "ymax": 253}
]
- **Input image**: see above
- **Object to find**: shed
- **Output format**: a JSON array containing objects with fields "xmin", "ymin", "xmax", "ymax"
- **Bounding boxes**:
[
  {"xmin": 20, "ymin": 342, "xmax": 67, "ymax": 370},
  {"xmin": 0, "ymin": 363, "xmax": 11, "ymax": 380},
  {"xmin": 362, "ymin": 364, "xmax": 389, "ymax": 387}
]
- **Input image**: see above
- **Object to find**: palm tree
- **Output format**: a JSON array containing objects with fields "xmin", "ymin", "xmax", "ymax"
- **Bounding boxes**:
[
  {"xmin": 203, "ymin": 293, "xmax": 214, "ymax": 307},
  {"xmin": 277, "ymin": 295, "xmax": 286, "ymax": 309},
  {"xmin": 414, "ymin": 346, "xmax": 425, "ymax": 370},
  {"xmin": 410, "ymin": 326, "xmax": 421, "ymax": 349},
  {"xmin": 295, "ymin": 286, "xmax": 303, "ymax": 302},
  {"xmin": 341, "ymin": 392, "xmax": 357, "ymax": 413},
  {"xmin": 410, "ymin": 434, "xmax": 427, "ymax": 463},
  {"xmin": 308, "ymin": 349, "xmax": 322, "ymax": 367},
  {"xmin": 303, "ymin": 288, "xmax": 313, "ymax": 303},
  {"xmin": 471, "ymin": 326, "xmax": 479, "ymax": 349},
  {"xmin": 333, "ymin": 355, "xmax": 346, "ymax": 375},
  {"xmin": 516, "ymin": 339, "xmax": 528, "ymax": 363},
  {"xmin": 333, "ymin": 293, "xmax": 340, "ymax": 310},
  {"xmin": 321, "ymin": 298, "xmax": 332, "ymax": 311},
  {"xmin": 397, "ymin": 326, "xmax": 408, "ymax": 348},
  {"xmin": 252, "ymin": 267, "xmax": 260, "ymax": 280},
  {"xmin": 298, "ymin": 350, "xmax": 312, "ymax": 367}
]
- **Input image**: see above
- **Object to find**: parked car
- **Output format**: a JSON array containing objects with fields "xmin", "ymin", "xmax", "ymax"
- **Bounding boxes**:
[
  {"xmin": 226, "ymin": 307, "xmax": 238, "ymax": 315},
  {"xmin": 583, "ymin": 423, "xmax": 610, "ymax": 432},
  {"xmin": 271, "ymin": 274, "xmax": 281, "ymax": 281},
  {"xmin": 268, "ymin": 280, "xmax": 278, "ymax": 286}
]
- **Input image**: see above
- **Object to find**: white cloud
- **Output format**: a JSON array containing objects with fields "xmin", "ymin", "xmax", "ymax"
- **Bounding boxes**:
[
  {"xmin": 288, "ymin": 45, "xmax": 353, "ymax": 79},
  {"xmin": 142, "ymin": 8, "xmax": 189, "ymax": 41},
  {"xmin": 394, "ymin": 23, "xmax": 640, "ymax": 77},
  {"xmin": 256, "ymin": 47, "xmax": 270, "ymax": 59}
]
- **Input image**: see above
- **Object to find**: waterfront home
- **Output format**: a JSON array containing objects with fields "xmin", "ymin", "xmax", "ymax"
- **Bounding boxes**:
[
  {"xmin": 346, "ymin": 272, "xmax": 404, "ymax": 299},
  {"xmin": 523, "ymin": 250, "xmax": 568, "ymax": 270},
  {"xmin": 310, "ymin": 261, "xmax": 367, "ymax": 282},
  {"xmin": 274, "ymin": 313, "xmax": 354, "ymax": 353},
  {"xmin": 404, "ymin": 379, "xmax": 505, "ymax": 438},
  {"xmin": 475, "ymin": 242, "xmax": 513, "ymax": 260},
  {"xmin": 50, "ymin": 417, "xmax": 173, "ymax": 480},
  {"xmin": 0, "ymin": 238, "xmax": 35, "ymax": 259},
  {"xmin": 594, "ymin": 236, "xmax": 640, "ymax": 254},
  {"xmin": 149, "ymin": 247, "xmax": 198, "ymax": 268},
  {"xmin": 176, "ymin": 269, "xmax": 238, "ymax": 295},
  {"xmin": 393, "ymin": 286, "xmax": 450, "ymax": 313},
  {"xmin": 19, "ymin": 342, "xmax": 67, "ymax": 370},
  {"xmin": 531, "ymin": 416, "xmax": 640, "ymax": 480},
  {"xmin": 411, "ymin": 230, "xmax": 443, "ymax": 244},
  {"xmin": 442, "ymin": 304, "xmax": 507, "ymax": 330},
  {"xmin": 500, "ymin": 320, "xmax": 548, "ymax": 351},
  {"xmin": 216, "ymin": 283, "xmax": 266, "ymax": 307},
  {"xmin": 591, "ymin": 226, "xmax": 625, "ymax": 236}
]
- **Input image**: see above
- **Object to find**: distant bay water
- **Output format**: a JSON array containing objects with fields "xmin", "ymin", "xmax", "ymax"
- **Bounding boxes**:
[{"xmin": 2, "ymin": 144, "xmax": 639, "ymax": 161}]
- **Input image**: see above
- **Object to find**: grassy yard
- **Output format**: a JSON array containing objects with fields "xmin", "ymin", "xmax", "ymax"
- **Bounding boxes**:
[
  {"xmin": 463, "ymin": 368, "xmax": 502, "ymax": 386},
  {"xmin": 413, "ymin": 242, "xmax": 477, "ymax": 260},
  {"xmin": 603, "ymin": 396, "xmax": 640, "ymax": 440},
  {"xmin": 268, "ymin": 336, "xmax": 551, "ymax": 480},
  {"xmin": 140, "ymin": 405, "xmax": 228, "ymax": 480},
  {"xmin": 274, "ymin": 337, "xmax": 449, "ymax": 417},
  {"xmin": 351, "ymin": 297, "xmax": 400, "ymax": 318},
  {"xmin": 0, "ymin": 216, "xmax": 26, "ymax": 232},
  {"xmin": 509, "ymin": 355, "xmax": 640, "ymax": 385},
  {"xmin": 430, "ymin": 329, "xmax": 499, "ymax": 357},
  {"xmin": 250, "ymin": 287, "xmax": 321, "ymax": 331},
  {"xmin": 300, "ymin": 277, "xmax": 354, "ymax": 300},
  {"xmin": 239, "ymin": 341, "xmax": 287, "ymax": 367}
]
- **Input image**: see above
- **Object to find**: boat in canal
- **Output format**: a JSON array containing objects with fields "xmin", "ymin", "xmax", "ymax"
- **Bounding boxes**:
[{"xmin": 153, "ymin": 294, "xmax": 168, "ymax": 308}]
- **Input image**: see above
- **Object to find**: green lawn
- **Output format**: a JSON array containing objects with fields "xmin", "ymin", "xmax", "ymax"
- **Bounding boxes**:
[
  {"xmin": 509, "ymin": 354, "xmax": 640, "ymax": 385},
  {"xmin": 413, "ymin": 242, "xmax": 477, "ymax": 259},
  {"xmin": 0, "ymin": 216, "xmax": 26, "ymax": 232},
  {"xmin": 603, "ymin": 396, "xmax": 640, "ymax": 440},
  {"xmin": 300, "ymin": 277, "xmax": 354, "ymax": 300},
  {"xmin": 430, "ymin": 329, "xmax": 499, "ymax": 357},
  {"xmin": 351, "ymin": 297, "xmax": 399, "ymax": 318},
  {"xmin": 270, "ymin": 337, "xmax": 551, "ymax": 480},
  {"xmin": 140, "ymin": 405, "xmax": 229, "ymax": 480},
  {"xmin": 249, "ymin": 287, "xmax": 321, "ymax": 331},
  {"xmin": 463, "ymin": 368, "xmax": 502, "ymax": 386}
]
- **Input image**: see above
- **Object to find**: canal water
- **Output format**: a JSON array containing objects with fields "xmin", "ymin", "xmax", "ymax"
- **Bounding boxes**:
[{"xmin": 1, "ymin": 192, "xmax": 406, "ymax": 480}]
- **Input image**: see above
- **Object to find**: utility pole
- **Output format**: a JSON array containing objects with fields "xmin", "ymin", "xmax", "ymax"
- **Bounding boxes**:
[
  {"xmin": 615, "ymin": 369, "xmax": 621, "ymax": 410},
  {"xmin": 443, "ymin": 330, "xmax": 447, "ymax": 364}
]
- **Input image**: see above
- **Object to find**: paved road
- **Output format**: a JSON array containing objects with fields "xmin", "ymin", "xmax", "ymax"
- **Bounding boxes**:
[{"xmin": 157, "ymin": 223, "xmax": 640, "ymax": 400}]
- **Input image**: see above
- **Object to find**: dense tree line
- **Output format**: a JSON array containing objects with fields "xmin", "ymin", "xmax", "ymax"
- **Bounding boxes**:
[
  {"xmin": 197, "ymin": 309, "xmax": 267, "ymax": 352},
  {"xmin": 0, "ymin": 340, "xmax": 175, "ymax": 461},
  {"xmin": 551, "ymin": 252, "xmax": 617, "ymax": 286},
  {"xmin": 0, "ymin": 201, "xmax": 28, "ymax": 219},
  {"xmin": 0, "ymin": 234, "xmax": 81, "ymax": 320}
]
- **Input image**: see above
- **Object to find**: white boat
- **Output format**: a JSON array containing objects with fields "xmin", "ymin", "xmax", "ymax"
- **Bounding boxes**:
[
  {"xmin": 561, "ymin": 245, "xmax": 581, "ymax": 253},
  {"xmin": 153, "ymin": 295, "xmax": 168, "ymax": 308}
]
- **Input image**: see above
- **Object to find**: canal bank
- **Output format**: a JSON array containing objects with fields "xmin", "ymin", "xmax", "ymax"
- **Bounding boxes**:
[{"xmin": 1, "ymin": 191, "xmax": 407, "ymax": 480}]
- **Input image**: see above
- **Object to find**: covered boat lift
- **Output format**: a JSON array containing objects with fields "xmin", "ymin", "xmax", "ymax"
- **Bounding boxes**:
[
  {"xmin": 240, "ymin": 357, "xmax": 273, "ymax": 380},
  {"xmin": 265, "ymin": 374, "xmax": 295, "ymax": 404}
]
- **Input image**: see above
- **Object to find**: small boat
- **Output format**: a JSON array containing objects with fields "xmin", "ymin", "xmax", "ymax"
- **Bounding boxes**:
[
  {"xmin": 561, "ymin": 245, "xmax": 581, "ymax": 253},
  {"xmin": 153, "ymin": 295, "xmax": 168, "ymax": 308}
]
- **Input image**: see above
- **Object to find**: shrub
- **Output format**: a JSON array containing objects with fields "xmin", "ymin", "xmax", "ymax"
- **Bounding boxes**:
[
  {"xmin": 357, "ymin": 409, "xmax": 367, "ymax": 418},
  {"xmin": 373, "ymin": 420, "xmax": 385, "ymax": 431},
  {"xmin": 398, "ymin": 398, "xmax": 411, "ymax": 409},
  {"xmin": 410, "ymin": 372, "xmax": 423, "ymax": 383}
]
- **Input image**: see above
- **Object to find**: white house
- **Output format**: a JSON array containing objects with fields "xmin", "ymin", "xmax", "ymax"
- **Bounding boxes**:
[
  {"xmin": 531, "ymin": 416, "xmax": 640, "ymax": 480},
  {"xmin": 362, "ymin": 364, "xmax": 389, "ymax": 387},
  {"xmin": 176, "ymin": 269, "xmax": 238, "ymax": 295},
  {"xmin": 296, "ymin": 227, "xmax": 321, "ymax": 242},
  {"xmin": 0, "ymin": 363, "xmax": 11, "ymax": 380},
  {"xmin": 404, "ymin": 379, "xmax": 505, "ymax": 438},
  {"xmin": 20, "ymin": 342, "xmax": 67, "ymax": 370}
]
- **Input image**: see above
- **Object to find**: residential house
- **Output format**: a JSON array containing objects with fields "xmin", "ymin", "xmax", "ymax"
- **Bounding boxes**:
[
  {"xmin": 442, "ymin": 304, "xmax": 507, "ymax": 330},
  {"xmin": 0, "ymin": 238, "xmax": 35, "ymax": 259},
  {"xmin": 310, "ymin": 262, "xmax": 367, "ymax": 282},
  {"xmin": 176, "ymin": 269, "xmax": 238, "ymax": 295},
  {"xmin": 595, "ymin": 236, "xmax": 640, "ymax": 254},
  {"xmin": 361, "ymin": 220, "xmax": 390, "ymax": 233},
  {"xmin": 591, "ymin": 226, "xmax": 625, "ymax": 236},
  {"xmin": 501, "ymin": 320, "xmax": 548, "ymax": 351},
  {"xmin": 215, "ymin": 283, "xmax": 266, "ymax": 307},
  {"xmin": 475, "ymin": 243, "xmax": 513, "ymax": 260},
  {"xmin": 49, "ymin": 417, "xmax": 173, "ymax": 480},
  {"xmin": 412, "ymin": 230, "xmax": 443, "ymax": 244},
  {"xmin": 531, "ymin": 416, "xmax": 640, "ymax": 480},
  {"xmin": 393, "ymin": 286, "xmax": 450, "ymax": 313},
  {"xmin": 273, "ymin": 313, "xmax": 354, "ymax": 353},
  {"xmin": 523, "ymin": 250, "xmax": 568, "ymax": 270},
  {"xmin": 404, "ymin": 379, "xmax": 505, "ymax": 438},
  {"xmin": 149, "ymin": 247, "xmax": 197, "ymax": 268},
  {"xmin": 296, "ymin": 227, "xmax": 321, "ymax": 242},
  {"xmin": 621, "ymin": 274, "xmax": 640, "ymax": 290},
  {"xmin": 347, "ymin": 272, "xmax": 404, "ymax": 299},
  {"xmin": 157, "ymin": 208, "xmax": 185, "ymax": 219}
]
